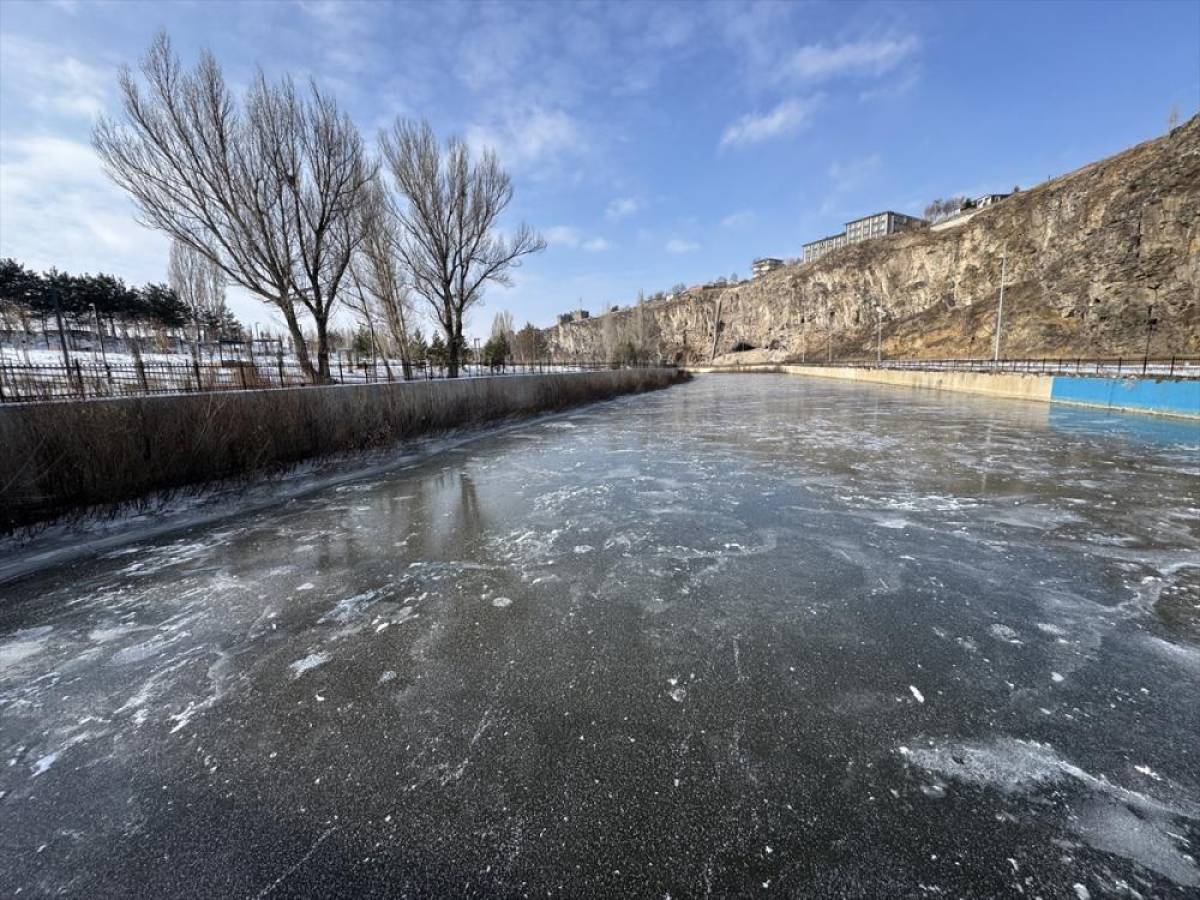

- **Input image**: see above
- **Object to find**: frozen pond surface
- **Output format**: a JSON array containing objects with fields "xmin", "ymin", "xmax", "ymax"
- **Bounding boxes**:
[{"xmin": 1, "ymin": 374, "xmax": 1198, "ymax": 897}]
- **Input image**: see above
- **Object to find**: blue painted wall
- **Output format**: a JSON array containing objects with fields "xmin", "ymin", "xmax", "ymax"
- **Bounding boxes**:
[{"xmin": 1050, "ymin": 376, "xmax": 1200, "ymax": 418}]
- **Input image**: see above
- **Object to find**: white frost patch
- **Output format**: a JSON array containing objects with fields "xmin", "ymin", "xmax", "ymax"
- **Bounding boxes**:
[
  {"xmin": 898, "ymin": 738, "xmax": 1191, "ymax": 811},
  {"xmin": 573, "ymin": 545, "xmax": 594, "ymax": 554},
  {"xmin": 668, "ymin": 687, "xmax": 687, "ymax": 703},
  {"xmin": 900, "ymin": 737, "xmax": 1200, "ymax": 887},
  {"xmin": 1140, "ymin": 635, "xmax": 1200, "ymax": 672},
  {"xmin": 296, "ymin": 582, "xmax": 315, "ymax": 591},
  {"xmin": 878, "ymin": 519, "xmax": 909, "ymax": 530},
  {"xmin": 30, "ymin": 751, "xmax": 60, "ymax": 777},
  {"xmin": 909, "ymin": 685, "xmax": 925, "ymax": 704},
  {"xmin": 378, "ymin": 670, "xmax": 396, "ymax": 684},
  {"xmin": 1051, "ymin": 672, "xmax": 1064, "ymax": 683},
  {"xmin": 988, "ymin": 624, "xmax": 1021, "ymax": 643},
  {"xmin": 89, "ymin": 624, "xmax": 146, "ymax": 643},
  {"xmin": 491, "ymin": 597, "xmax": 513, "ymax": 608},
  {"xmin": 289, "ymin": 652, "xmax": 331, "ymax": 679},
  {"xmin": 0, "ymin": 635, "xmax": 50, "ymax": 670},
  {"xmin": 319, "ymin": 590, "xmax": 380, "ymax": 624}
]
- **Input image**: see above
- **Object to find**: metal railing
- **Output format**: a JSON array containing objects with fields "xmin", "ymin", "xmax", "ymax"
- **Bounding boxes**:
[{"xmin": 0, "ymin": 358, "xmax": 663, "ymax": 404}]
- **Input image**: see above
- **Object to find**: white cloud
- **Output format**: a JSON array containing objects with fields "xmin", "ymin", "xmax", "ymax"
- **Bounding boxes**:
[
  {"xmin": 828, "ymin": 153, "xmax": 883, "ymax": 192},
  {"xmin": 665, "ymin": 238, "xmax": 699, "ymax": 254},
  {"xmin": 859, "ymin": 70, "xmax": 920, "ymax": 102},
  {"xmin": 782, "ymin": 36, "xmax": 919, "ymax": 82},
  {"xmin": 465, "ymin": 105, "xmax": 582, "ymax": 171},
  {"xmin": 544, "ymin": 228, "xmax": 611, "ymax": 252},
  {"xmin": 544, "ymin": 225, "xmax": 582, "ymax": 247},
  {"xmin": 719, "ymin": 96, "xmax": 818, "ymax": 149},
  {"xmin": 605, "ymin": 197, "xmax": 640, "ymax": 220},
  {"xmin": 721, "ymin": 210, "xmax": 756, "ymax": 228},
  {"xmin": 0, "ymin": 134, "xmax": 168, "ymax": 279},
  {"xmin": 0, "ymin": 35, "xmax": 108, "ymax": 120}
]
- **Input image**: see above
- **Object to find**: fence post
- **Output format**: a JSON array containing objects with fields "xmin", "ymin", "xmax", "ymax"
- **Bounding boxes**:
[
  {"xmin": 193, "ymin": 359, "xmax": 202, "ymax": 392},
  {"xmin": 136, "ymin": 356, "xmax": 149, "ymax": 393},
  {"xmin": 1169, "ymin": 356, "xmax": 1175, "ymax": 378},
  {"xmin": 277, "ymin": 351, "xmax": 285, "ymax": 387},
  {"xmin": 0, "ymin": 365, "xmax": 6, "ymax": 403}
]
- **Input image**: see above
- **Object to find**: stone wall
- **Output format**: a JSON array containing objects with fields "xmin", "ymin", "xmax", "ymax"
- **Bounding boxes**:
[{"xmin": 550, "ymin": 116, "xmax": 1200, "ymax": 363}]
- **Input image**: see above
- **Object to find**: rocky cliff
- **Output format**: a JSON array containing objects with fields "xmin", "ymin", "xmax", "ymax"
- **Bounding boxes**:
[{"xmin": 549, "ymin": 115, "xmax": 1200, "ymax": 364}]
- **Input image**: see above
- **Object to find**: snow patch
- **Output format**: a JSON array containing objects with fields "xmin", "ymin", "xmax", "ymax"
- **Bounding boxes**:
[{"xmin": 289, "ymin": 652, "xmax": 331, "ymax": 679}]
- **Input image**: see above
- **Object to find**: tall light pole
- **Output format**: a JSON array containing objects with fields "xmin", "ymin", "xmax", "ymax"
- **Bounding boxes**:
[
  {"xmin": 992, "ymin": 244, "xmax": 1008, "ymax": 362},
  {"xmin": 1143, "ymin": 304, "xmax": 1157, "ymax": 375},
  {"xmin": 827, "ymin": 304, "xmax": 834, "ymax": 364},
  {"xmin": 92, "ymin": 303, "xmax": 108, "ymax": 367},
  {"xmin": 876, "ymin": 304, "xmax": 884, "ymax": 364}
]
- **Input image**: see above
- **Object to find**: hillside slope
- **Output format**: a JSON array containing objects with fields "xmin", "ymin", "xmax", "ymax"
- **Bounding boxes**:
[{"xmin": 550, "ymin": 116, "xmax": 1200, "ymax": 363}]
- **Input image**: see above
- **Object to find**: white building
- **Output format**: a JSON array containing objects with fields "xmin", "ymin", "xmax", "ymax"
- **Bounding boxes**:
[{"xmin": 752, "ymin": 257, "xmax": 784, "ymax": 279}]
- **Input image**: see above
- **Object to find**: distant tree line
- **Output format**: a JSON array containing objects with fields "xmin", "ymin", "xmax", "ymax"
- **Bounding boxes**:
[{"xmin": 0, "ymin": 257, "xmax": 243, "ymax": 352}]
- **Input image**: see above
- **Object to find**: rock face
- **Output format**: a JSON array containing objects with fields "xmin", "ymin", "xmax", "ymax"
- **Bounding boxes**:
[{"xmin": 549, "ymin": 116, "xmax": 1200, "ymax": 364}]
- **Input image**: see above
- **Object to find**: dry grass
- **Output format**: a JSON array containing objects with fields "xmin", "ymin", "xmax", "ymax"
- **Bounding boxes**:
[{"xmin": 0, "ymin": 369, "xmax": 681, "ymax": 530}]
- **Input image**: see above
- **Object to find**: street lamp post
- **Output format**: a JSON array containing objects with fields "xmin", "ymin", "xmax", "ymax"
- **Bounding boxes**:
[
  {"xmin": 1143, "ymin": 304, "xmax": 1157, "ymax": 375},
  {"xmin": 92, "ymin": 303, "xmax": 108, "ymax": 368},
  {"xmin": 993, "ymin": 244, "xmax": 1008, "ymax": 362},
  {"xmin": 876, "ymin": 304, "xmax": 884, "ymax": 364}
]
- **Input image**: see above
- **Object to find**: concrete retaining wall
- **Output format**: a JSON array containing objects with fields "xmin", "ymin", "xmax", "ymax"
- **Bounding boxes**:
[
  {"xmin": 686, "ymin": 364, "xmax": 1199, "ymax": 419},
  {"xmin": 0, "ymin": 368, "xmax": 680, "ymax": 529},
  {"xmin": 1050, "ymin": 376, "xmax": 1200, "ymax": 418},
  {"xmin": 687, "ymin": 364, "xmax": 1053, "ymax": 402}
]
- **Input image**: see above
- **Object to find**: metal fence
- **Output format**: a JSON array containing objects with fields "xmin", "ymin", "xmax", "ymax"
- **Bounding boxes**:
[
  {"xmin": 0, "ymin": 358, "xmax": 655, "ymax": 404},
  {"xmin": 792, "ymin": 356, "xmax": 1200, "ymax": 379}
]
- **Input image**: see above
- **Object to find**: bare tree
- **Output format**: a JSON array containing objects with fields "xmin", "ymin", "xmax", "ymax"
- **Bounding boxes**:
[
  {"xmin": 380, "ymin": 119, "xmax": 545, "ymax": 377},
  {"xmin": 923, "ymin": 196, "xmax": 970, "ymax": 223},
  {"xmin": 255, "ymin": 74, "xmax": 373, "ymax": 379},
  {"xmin": 347, "ymin": 178, "xmax": 417, "ymax": 379},
  {"xmin": 491, "ymin": 310, "xmax": 515, "ymax": 341},
  {"xmin": 168, "ymin": 239, "xmax": 227, "ymax": 357},
  {"xmin": 93, "ymin": 33, "xmax": 371, "ymax": 382}
]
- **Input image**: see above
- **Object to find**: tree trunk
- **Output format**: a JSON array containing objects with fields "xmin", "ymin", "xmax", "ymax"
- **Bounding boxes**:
[
  {"xmin": 447, "ymin": 323, "xmax": 463, "ymax": 378},
  {"xmin": 315, "ymin": 316, "xmax": 331, "ymax": 382},
  {"xmin": 280, "ymin": 304, "xmax": 317, "ymax": 383}
]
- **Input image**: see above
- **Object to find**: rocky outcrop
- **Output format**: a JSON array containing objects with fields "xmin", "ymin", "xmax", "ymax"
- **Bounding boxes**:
[{"xmin": 550, "ymin": 116, "xmax": 1200, "ymax": 363}]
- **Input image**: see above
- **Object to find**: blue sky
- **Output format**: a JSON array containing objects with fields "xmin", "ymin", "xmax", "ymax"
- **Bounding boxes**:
[{"xmin": 1, "ymin": 0, "xmax": 1197, "ymax": 339}]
